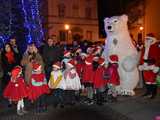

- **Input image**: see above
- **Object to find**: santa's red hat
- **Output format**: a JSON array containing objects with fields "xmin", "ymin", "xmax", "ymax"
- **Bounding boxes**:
[
  {"xmin": 94, "ymin": 46, "xmax": 102, "ymax": 54},
  {"xmin": 145, "ymin": 33, "xmax": 157, "ymax": 44},
  {"xmin": 32, "ymin": 62, "xmax": 41, "ymax": 71},
  {"xmin": 93, "ymin": 56, "xmax": 99, "ymax": 61},
  {"xmin": 11, "ymin": 66, "xmax": 22, "ymax": 78},
  {"xmin": 64, "ymin": 50, "xmax": 71, "ymax": 57},
  {"xmin": 87, "ymin": 47, "xmax": 94, "ymax": 53},
  {"xmin": 67, "ymin": 59, "xmax": 76, "ymax": 67},
  {"xmin": 52, "ymin": 61, "xmax": 61, "ymax": 69},
  {"xmin": 85, "ymin": 55, "xmax": 93, "ymax": 65},
  {"xmin": 98, "ymin": 57, "xmax": 105, "ymax": 65},
  {"xmin": 109, "ymin": 55, "xmax": 119, "ymax": 63},
  {"xmin": 80, "ymin": 53, "xmax": 87, "ymax": 57}
]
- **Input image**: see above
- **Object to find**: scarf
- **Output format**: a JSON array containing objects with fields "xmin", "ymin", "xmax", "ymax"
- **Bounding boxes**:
[{"xmin": 5, "ymin": 51, "xmax": 15, "ymax": 64}]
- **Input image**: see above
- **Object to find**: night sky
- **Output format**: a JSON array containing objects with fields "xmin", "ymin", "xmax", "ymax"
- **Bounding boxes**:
[{"xmin": 98, "ymin": 0, "xmax": 132, "ymax": 37}]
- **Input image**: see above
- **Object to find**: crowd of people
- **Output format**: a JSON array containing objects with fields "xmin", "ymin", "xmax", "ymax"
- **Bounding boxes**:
[{"xmin": 0, "ymin": 34, "xmax": 160, "ymax": 116}]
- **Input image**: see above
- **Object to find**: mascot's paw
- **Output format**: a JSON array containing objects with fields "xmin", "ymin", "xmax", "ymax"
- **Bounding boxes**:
[
  {"xmin": 118, "ymin": 89, "xmax": 135, "ymax": 96},
  {"xmin": 121, "ymin": 56, "xmax": 138, "ymax": 72}
]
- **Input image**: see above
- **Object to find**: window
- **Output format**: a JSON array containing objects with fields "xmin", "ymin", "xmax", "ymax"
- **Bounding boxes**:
[
  {"xmin": 59, "ymin": 30, "xmax": 67, "ymax": 41},
  {"xmin": 58, "ymin": 4, "xmax": 66, "ymax": 17},
  {"xmin": 85, "ymin": 7, "xmax": 92, "ymax": 19},
  {"xmin": 86, "ymin": 31, "xmax": 92, "ymax": 40},
  {"xmin": 72, "ymin": 4, "xmax": 79, "ymax": 17}
]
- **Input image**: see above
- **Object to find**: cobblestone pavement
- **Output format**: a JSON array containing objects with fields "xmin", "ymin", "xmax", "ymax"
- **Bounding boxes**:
[
  {"xmin": 0, "ymin": 104, "xmax": 131, "ymax": 120},
  {"xmin": 0, "ymin": 89, "xmax": 160, "ymax": 120},
  {"xmin": 0, "ymin": 96, "xmax": 131, "ymax": 120}
]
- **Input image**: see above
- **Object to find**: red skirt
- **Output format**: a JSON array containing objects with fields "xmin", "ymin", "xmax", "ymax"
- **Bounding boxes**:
[
  {"xmin": 28, "ymin": 84, "xmax": 49, "ymax": 101},
  {"xmin": 93, "ymin": 67, "xmax": 106, "ymax": 89},
  {"xmin": 82, "ymin": 65, "xmax": 94, "ymax": 83},
  {"xmin": 3, "ymin": 80, "xmax": 28, "ymax": 101}
]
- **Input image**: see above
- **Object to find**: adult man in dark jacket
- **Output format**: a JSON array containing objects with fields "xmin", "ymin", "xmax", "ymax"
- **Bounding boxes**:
[{"xmin": 42, "ymin": 38, "xmax": 63, "ymax": 81}]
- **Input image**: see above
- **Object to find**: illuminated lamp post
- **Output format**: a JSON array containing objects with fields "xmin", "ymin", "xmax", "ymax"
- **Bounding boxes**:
[{"xmin": 64, "ymin": 24, "xmax": 70, "ymax": 43}]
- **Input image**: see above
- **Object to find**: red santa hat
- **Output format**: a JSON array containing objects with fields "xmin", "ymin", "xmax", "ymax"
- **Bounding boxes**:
[
  {"xmin": 32, "ymin": 62, "xmax": 41, "ymax": 71},
  {"xmin": 85, "ymin": 55, "xmax": 93, "ymax": 65},
  {"xmin": 64, "ymin": 50, "xmax": 71, "ymax": 57},
  {"xmin": 145, "ymin": 33, "xmax": 157, "ymax": 44},
  {"xmin": 87, "ymin": 47, "xmax": 94, "ymax": 53},
  {"xmin": 94, "ymin": 46, "xmax": 102, "ymax": 55},
  {"xmin": 93, "ymin": 56, "xmax": 99, "ymax": 61},
  {"xmin": 52, "ymin": 61, "xmax": 61, "ymax": 69},
  {"xmin": 67, "ymin": 59, "xmax": 76, "ymax": 67},
  {"xmin": 11, "ymin": 66, "xmax": 22, "ymax": 78},
  {"xmin": 109, "ymin": 55, "xmax": 119, "ymax": 63},
  {"xmin": 80, "ymin": 53, "xmax": 87, "ymax": 57},
  {"xmin": 98, "ymin": 57, "xmax": 105, "ymax": 66}
]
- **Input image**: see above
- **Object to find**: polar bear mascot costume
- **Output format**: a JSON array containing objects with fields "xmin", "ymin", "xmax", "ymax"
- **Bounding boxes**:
[{"xmin": 104, "ymin": 14, "xmax": 139, "ymax": 95}]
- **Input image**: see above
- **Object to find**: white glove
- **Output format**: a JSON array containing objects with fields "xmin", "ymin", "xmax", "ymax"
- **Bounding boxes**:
[{"xmin": 153, "ymin": 66, "xmax": 159, "ymax": 73}]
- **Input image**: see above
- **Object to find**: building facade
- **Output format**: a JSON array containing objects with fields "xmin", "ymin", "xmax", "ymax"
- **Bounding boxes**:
[
  {"xmin": 144, "ymin": 0, "xmax": 160, "ymax": 39},
  {"xmin": 47, "ymin": 0, "xmax": 99, "ymax": 43},
  {"xmin": 128, "ymin": 0, "xmax": 160, "ymax": 43}
]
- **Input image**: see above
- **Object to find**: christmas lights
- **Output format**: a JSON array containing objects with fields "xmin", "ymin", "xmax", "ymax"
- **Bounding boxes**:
[
  {"xmin": 0, "ymin": 0, "xmax": 44, "ymax": 47},
  {"xmin": 21, "ymin": 0, "xmax": 44, "ymax": 46}
]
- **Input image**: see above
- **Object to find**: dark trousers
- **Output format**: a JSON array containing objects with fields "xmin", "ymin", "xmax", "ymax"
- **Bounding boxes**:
[
  {"xmin": 145, "ymin": 84, "xmax": 157, "ymax": 97},
  {"xmin": 45, "ymin": 66, "xmax": 52, "ymax": 82},
  {"xmin": 35, "ymin": 94, "xmax": 47, "ymax": 111},
  {"xmin": 96, "ymin": 89, "xmax": 105, "ymax": 105},
  {"xmin": 64, "ymin": 90, "xmax": 75, "ymax": 105},
  {"xmin": 2, "ymin": 73, "xmax": 10, "ymax": 91},
  {"xmin": 53, "ymin": 89, "xmax": 64, "ymax": 106}
]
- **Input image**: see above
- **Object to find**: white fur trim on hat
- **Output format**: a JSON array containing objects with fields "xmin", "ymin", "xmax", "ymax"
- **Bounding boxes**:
[
  {"xmin": 80, "ymin": 53, "xmax": 87, "ymax": 57},
  {"xmin": 64, "ymin": 51, "xmax": 71, "ymax": 57},
  {"xmin": 67, "ymin": 63, "xmax": 74, "ymax": 68},
  {"xmin": 85, "ymin": 60, "xmax": 92, "ymax": 65},
  {"xmin": 145, "ymin": 36, "xmax": 157, "ymax": 43},
  {"xmin": 34, "ymin": 65, "xmax": 41, "ymax": 72},
  {"xmin": 52, "ymin": 65, "xmax": 60, "ymax": 69}
]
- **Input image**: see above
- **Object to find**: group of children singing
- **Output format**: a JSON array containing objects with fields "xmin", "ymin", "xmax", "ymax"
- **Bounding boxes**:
[{"xmin": 2, "ymin": 45, "xmax": 120, "ymax": 116}]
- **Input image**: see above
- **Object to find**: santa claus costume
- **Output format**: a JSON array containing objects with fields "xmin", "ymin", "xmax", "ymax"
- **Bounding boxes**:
[
  {"xmin": 62, "ymin": 50, "xmax": 71, "ymax": 71},
  {"xmin": 48, "ymin": 61, "xmax": 66, "ymax": 108},
  {"xmin": 82, "ymin": 55, "xmax": 95, "ymax": 104},
  {"xmin": 93, "ymin": 57, "xmax": 106, "ymax": 105},
  {"xmin": 75, "ymin": 52, "xmax": 87, "ymax": 80},
  {"xmin": 106, "ymin": 55, "xmax": 120, "ymax": 101},
  {"xmin": 139, "ymin": 33, "xmax": 160, "ymax": 99},
  {"xmin": 63, "ymin": 59, "xmax": 81, "ymax": 90},
  {"xmin": 3, "ymin": 66, "xmax": 28, "ymax": 116},
  {"xmin": 28, "ymin": 62, "xmax": 49, "ymax": 113},
  {"xmin": 63, "ymin": 59, "xmax": 81, "ymax": 105}
]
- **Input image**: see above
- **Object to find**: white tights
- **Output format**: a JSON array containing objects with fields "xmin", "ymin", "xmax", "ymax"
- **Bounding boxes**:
[{"xmin": 17, "ymin": 99, "xmax": 24, "ymax": 111}]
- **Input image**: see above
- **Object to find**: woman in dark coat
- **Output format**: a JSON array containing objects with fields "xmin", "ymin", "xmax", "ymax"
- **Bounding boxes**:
[{"xmin": 1, "ymin": 43, "xmax": 19, "ymax": 90}]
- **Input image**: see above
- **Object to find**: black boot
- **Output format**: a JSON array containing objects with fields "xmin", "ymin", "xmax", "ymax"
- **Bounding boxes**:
[
  {"xmin": 150, "ymin": 84, "xmax": 157, "ymax": 99},
  {"xmin": 142, "ymin": 84, "xmax": 151, "ymax": 97},
  {"xmin": 96, "ymin": 93, "xmax": 103, "ymax": 106}
]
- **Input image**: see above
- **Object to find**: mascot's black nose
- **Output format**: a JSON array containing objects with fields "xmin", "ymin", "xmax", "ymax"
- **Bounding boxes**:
[{"xmin": 107, "ymin": 26, "xmax": 112, "ymax": 30}]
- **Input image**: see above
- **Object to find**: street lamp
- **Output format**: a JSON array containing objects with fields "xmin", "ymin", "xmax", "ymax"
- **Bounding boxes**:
[
  {"xmin": 64, "ymin": 24, "xmax": 70, "ymax": 42},
  {"xmin": 64, "ymin": 24, "xmax": 70, "ymax": 30},
  {"xmin": 139, "ymin": 26, "xmax": 144, "ymax": 31}
]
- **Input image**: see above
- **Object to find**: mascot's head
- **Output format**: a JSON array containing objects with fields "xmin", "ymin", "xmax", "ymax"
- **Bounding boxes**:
[{"xmin": 104, "ymin": 14, "xmax": 128, "ymax": 36}]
